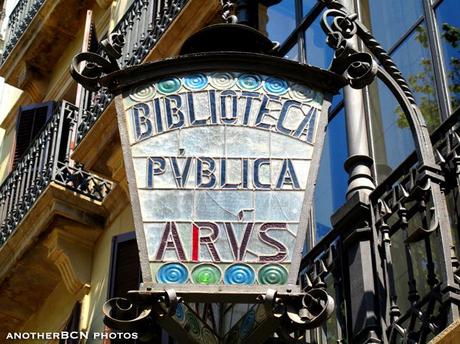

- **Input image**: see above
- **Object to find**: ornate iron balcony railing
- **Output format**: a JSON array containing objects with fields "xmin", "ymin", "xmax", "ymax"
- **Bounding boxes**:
[
  {"xmin": 300, "ymin": 109, "xmax": 460, "ymax": 343},
  {"xmin": 76, "ymin": 0, "xmax": 188, "ymax": 144},
  {"xmin": 0, "ymin": 101, "xmax": 112, "ymax": 246},
  {"xmin": 1, "ymin": 0, "xmax": 45, "ymax": 64}
]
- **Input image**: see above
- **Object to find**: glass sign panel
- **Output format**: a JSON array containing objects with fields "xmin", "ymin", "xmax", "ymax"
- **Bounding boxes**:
[{"xmin": 121, "ymin": 71, "xmax": 324, "ymax": 287}]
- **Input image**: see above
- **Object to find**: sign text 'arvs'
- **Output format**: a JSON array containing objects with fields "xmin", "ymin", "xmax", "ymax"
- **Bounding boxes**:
[{"xmin": 156, "ymin": 221, "xmax": 289, "ymax": 263}]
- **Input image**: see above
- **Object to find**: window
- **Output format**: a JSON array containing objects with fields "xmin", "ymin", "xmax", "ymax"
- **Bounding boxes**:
[
  {"xmin": 108, "ymin": 232, "xmax": 141, "ymax": 299},
  {"xmin": 12, "ymin": 101, "xmax": 54, "ymax": 169}
]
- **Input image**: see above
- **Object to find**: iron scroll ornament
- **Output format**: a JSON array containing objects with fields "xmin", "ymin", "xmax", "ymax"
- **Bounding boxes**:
[
  {"xmin": 102, "ymin": 287, "xmax": 335, "ymax": 343},
  {"xmin": 319, "ymin": 0, "xmax": 414, "ymax": 103},
  {"xmin": 69, "ymin": 33, "xmax": 125, "ymax": 92}
]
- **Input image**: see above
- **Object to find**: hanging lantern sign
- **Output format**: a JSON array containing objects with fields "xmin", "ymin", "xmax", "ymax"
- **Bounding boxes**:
[{"xmin": 103, "ymin": 50, "xmax": 342, "ymax": 302}]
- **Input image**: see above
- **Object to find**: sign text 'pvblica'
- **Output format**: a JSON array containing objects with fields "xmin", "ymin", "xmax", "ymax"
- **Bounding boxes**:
[{"xmin": 122, "ymin": 72, "xmax": 324, "ymax": 286}]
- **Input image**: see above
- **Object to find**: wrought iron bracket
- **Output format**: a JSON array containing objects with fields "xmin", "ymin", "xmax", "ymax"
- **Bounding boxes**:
[
  {"xmin": 70, "ymin": 33, "xmax": 125, "ymax": 91},
  {"xmin": 103, "ymin": 285, "xmax": 334, "ymax": 342},
  {"xmin": 103, "ymin": 289, "xmax": 181, "ymax": 340}
]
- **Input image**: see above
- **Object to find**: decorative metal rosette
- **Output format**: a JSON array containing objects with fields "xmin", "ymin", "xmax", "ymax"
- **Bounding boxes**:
[
  {"xmin": 264, "ymin": 77, "xmax": 289, "ymax": 95},
  {"xmin": 183, "ymin": 73, "xmax": 209, "ymax": 91},
  {"xmin": 191, "ymin": 264, "xmax": 222, "ymax": 284},
  {"xmin": 157, "ymin": 77, "xmax": 181, "ymax": 94},
  {"xmin": 239, "ymin": 310, "xmax": 256, "ymax": 338},
  {"xmin": 156, "ymin": 262, "xmax": 188, "ymax": 284},
  {"xmin": 129, "ymin": 84, "xmax": 156, "ymax": 102},
  {"xmin": 224, "ymin": 263, "xmax": 255, "ymax": 285},
  {"xmin": 258, "ymin": 264, "xmax": 288, "ymax": 285},
  {"xmin": 209, "ymin": 72, "xmax": 236, "ymax": 89},
  {"xmin": 289, "ymin": 83, "xmax": 316, "ymax": 102},
  {"xmin": 237, "ymin": 73, "xmax": 262, "ymax": 90}
]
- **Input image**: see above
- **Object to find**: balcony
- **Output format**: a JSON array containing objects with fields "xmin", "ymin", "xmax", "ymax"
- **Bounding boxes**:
[
  {"xmin": 0, "ymin": 0, "xmax": 95, "ymax": 89},
  {"xmin": 0, "ymin": 101, "xmax": 112, "ymax": 248},
  {"xmin": 0, "ymin": 101, "xmax": 113, "ymax": 332},
  {"xmin": 299, "ymin": 109, "xmax": 460, "ymax": 343},
  {"xmin": 1, "ymin": 0, "xmax": 44, "ymax": 64}
]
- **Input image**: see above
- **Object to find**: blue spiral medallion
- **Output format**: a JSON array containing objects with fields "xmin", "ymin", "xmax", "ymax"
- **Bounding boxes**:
[
  {"xmin": 157, "ymin": 77, "xmax": 181, "ymax": 94},
  {"xmin": 157, "ymin": 263, "xmax": 188, "ymax": 284},
  {"xmin": 183, "ymin": 73, "xmax": 208, "ymax": 91},
  {"xmin": 224, "ymin": 264, "xmax": 255, "ymax": 285},
  {"xmin": 264, "ymin": 77, "xmax": 289, "ymax": 95},
  {"xmin": 237, "ymin": 74, "xmax": 262, "ymax": 90}
]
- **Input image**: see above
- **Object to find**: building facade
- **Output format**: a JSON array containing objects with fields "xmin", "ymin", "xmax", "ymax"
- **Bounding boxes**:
[{"xmin": 0, "ymin": 0, "xmax": 458, "ymax": 343}]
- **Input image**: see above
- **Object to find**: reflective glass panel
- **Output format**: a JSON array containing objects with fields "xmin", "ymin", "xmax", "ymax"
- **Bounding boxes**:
[
  {"xmin": 360, "ymin": 0, "xmax": 423, "ymax": 50},
  {"xmin": 302, "ymin": 0, "xmax": 317, "ymax": 16},
  {"xmin": 369, "ymin": 24, "xmax": 441, "ymax": 181},
  {"xmin": 435, "ymin": 0, "xmax": 460, "ymax": 112},
  {"xmin": 261, "ymin": 0, "xmax": 296, "ymax": 44},
  {"xmin": 314, "ymin": 108, "xmax": 348, "ymax": 241},
  {"xmin": 393, "ymin": 23, "xmax": 441, "ymax": 131}
]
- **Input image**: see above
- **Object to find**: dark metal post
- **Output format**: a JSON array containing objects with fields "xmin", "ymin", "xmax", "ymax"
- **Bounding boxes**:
[
  {"xmin": 339, "ymin": 2, "xmax": 375, "ymax": 200},
  {"xmin": 331, "ymin": 0, "xmax": 380, "ymax": 342}
]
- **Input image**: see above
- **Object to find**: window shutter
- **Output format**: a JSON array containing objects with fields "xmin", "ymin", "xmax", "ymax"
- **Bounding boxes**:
[
  {"xmin": 107, "ymin": 233, "xmax": 142, "ymax": 344},
  {"xmin": 12, "ymin": 101, "xmax": 54, "ymax": 169},
  {"xmin": 108, "ymin": 232, "xmax": 141, "ymax": 299}
]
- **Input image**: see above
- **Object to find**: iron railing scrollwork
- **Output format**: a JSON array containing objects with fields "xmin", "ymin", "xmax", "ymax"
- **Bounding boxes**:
[
  {"xmin": 1, "ymin": 0, "xmax": 45, "ymax": 64},
  {"xmin": 299, "ymin": 110, "xmax": 459, "ymax": 342},
  {"xmin": 0, "ymin": 101, "xmax": 112, "ymax": 247},
  {"xmin": 74, "ymin": 0, "xmax": 188, "ymax": 144}
]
